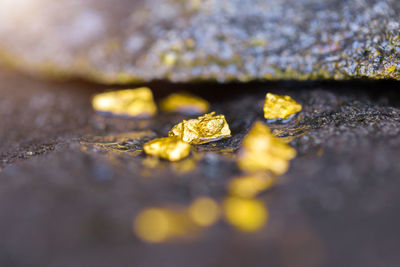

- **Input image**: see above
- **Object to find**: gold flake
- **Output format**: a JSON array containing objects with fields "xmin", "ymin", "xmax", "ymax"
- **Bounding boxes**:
[
  {"xmin": 92, "ymin": 87, "xmax": 157, "ymax": 118},
  {"xmin": 264, "ymin": 93, "xmax": 302, "ymax": 120},
  {"xmin": 143, "ymin": 136, "xmax": 191, "ymax": 161},
  {"xmin": 160, "ymin": 92, "xmax": 210, "ymax": 115},
  {"xmin": 169, "ymin": 112, "xmax": 231, "ymax": 144},
  {"xmin": 238, "ymin": 121, "xmax": 296, "ymax": 175}
]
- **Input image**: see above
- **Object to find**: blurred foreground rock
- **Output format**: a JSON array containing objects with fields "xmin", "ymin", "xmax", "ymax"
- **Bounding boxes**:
[{"xmin": 0, "ymin": 0, "xmax": 399, "ymax": 83}]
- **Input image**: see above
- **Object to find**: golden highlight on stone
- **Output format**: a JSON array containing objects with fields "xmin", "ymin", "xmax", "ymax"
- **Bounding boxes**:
[
  {"xmin": 143, "ymin": 137, "xmax": 191, "ymax": 161},
  {"xmin": 223, "ymin": 197, "xmax": 268, "ymax": 232},
  {"xmin": 169, "ymin": 112, "xmax": 231, "ymax": 144},
  {"xmin": 264, "ymin": 93, "xmax": 302, "ymax": 120},
  {"xmin": 160, "ymin": 92, "xmax": 210, "ymax": 115},
  {"xmin": 134, "ymin": 208, "xmax": 195, "ymax": 243},
  {"xmin": 228, "ymin": 174, "xmax": 275, "ymax": 198},
  {"xmin": 92, "ymin": 87, "xmax": 157, "ymax": 118},
  {"xmin": 238, "ymin": 121, "xmax": 296, "ymax": 175},
  {"xmin": 80, "ymin": 131, "xmax": 155, "ymax": 156},
  {"xmin": 188, "ymin": 197, "xmax": 220, "ymax": 227}
]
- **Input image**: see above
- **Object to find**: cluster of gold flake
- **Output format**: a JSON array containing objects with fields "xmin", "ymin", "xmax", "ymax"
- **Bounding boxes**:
[
  {"xmin": 89, "ymin": 87, "xmax": 302, "ymax": 239},
  {"xmin": 238, "ymin": 121, "xmax": 296, "ymax": 175},
  {"xmin": 264, "ymin": 93, "xmax": 302, "ymax": 120},
  {"xmin": 143, "ymin": 137, "xmax": 191, "ymax": 161},
  {"xmin": 160, "ymin": 92, "xmax": 210, "ymax": 115},
  {"xmin": 169, "ymin": 112, "xmax": 231, "ymax": 144},
  {"xmin": 92, "ymin": 87, "xmax": 157, "ymax": 118}
]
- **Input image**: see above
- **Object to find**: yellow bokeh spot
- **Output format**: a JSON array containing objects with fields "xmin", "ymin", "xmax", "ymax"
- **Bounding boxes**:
[
  {"xmin": 238, "ymin": 121, "xmax": 296, "ymax": 175},
  {"xmin": 160, "ymin": 92, "xmax": 210, "ymax": 115},
  {"xmin": 134, "ymin": 208, "xmax": 174, "ymax": 243},
  {"xmin": 172, "ymin": 158, "xmax": 196, "ymax": 174},
  {"xmin": 264, "ymin": 93, "xmax": 302, "ymax": 120},
  {"xmin": 189, "ymin": 197, "xmax": 220, "ymax": 227},
  {"xmin": 228, "ymin": 174, "xmax": 275, "ymax": 198},
  {"xmin": 134, "ymin": 207, "xmax": 197, "ymax": 243},
  {"xmin": 162, "ymin": 52, "xmax": 177, "ymax": 66},
  {"xmin": 143, "ymin": 136, "xmax": 191, "ymax": 161},
  {"xmin": 223, "ymin": 197, "xmax": 268, "ymax": 232},
  {"xmin": 92, "ymin": 87, "xmax": 157, "ymax": 118},
  {"xmin": 169, "ymin": 112, "xmax": 231, "ymax": 144}
]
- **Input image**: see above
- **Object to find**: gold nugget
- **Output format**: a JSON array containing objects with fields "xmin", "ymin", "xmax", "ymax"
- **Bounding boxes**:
[
  {"xmin": 264, "ymin": 93, "xmax": 302, "ymax": 120},
  {"xmin": 92, "ymin": 87, "xmax": 157, "ymax": 118},
  {"xmin": 238, "ymin": 121, "xmax": 296, "ymax": 175},
  {"xmin": 143, "ymin": 137, "xmax": 191, "ymax": 161},
  {"xmin": 169, "ymin": 112, "xmax": 231, "ymax": 144},
  {"xmin": 160, "ymin": 92, "xmax": 210, "ymax": 115}
]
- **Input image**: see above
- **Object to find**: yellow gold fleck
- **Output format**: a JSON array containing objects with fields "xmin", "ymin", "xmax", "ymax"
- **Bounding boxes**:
[
  {"xmin": 188, "ymin": 197, "xmax": 220, "ymax": 227},
  {"xmin": 169, "ymin": 112, "xmax": 231, "ymax": 144},
  {"xmin": 238, "ymin": 121, "xmax": 296, "ymax": 175},
  {"xmin": 223, "ymin": 197, "xmax": 268, "ymax": 232},
  {"xmin": 228, "ymin": 174, "xmax": 275, "ymax": 198},
  {"xmin": 264, "ymin": 93, "xmax": 302, "ymax": 120},
  {"xmin": 160, "ymin": 92, "xmax": 210, "ymax": 115},
  {"xmin": 92, "ymin": 87, "xmax": 157, "ymax": 118},
  {"xmin": 143, "ymin": 137, "xmax": 191, "ymax": 161}
]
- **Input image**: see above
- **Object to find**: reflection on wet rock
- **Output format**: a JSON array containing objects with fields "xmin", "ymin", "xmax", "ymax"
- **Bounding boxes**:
[
  {"xmin": 238, "ymin": 121, "xmax": 296, "ymax": 175},
  {"xmin": 264, "ymin": 93, "xmax": 302, "ymax": 121},
  {"xmin": 160, "ymin": 92, "xmax": 210, "ymax": 115},
  {"xmin": 169, "ymin": 112, "xmax": 231, "ymax": 144},
  {"xmin": 143, "ymin": 137, "xmax": 191, "ymax": 161},
  {"xmin": 92, "ymin": 88, "xmax": 157, "ymax": 118}
]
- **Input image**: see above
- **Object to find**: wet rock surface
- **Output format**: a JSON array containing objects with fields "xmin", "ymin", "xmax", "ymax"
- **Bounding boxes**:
[
  {"xmin": 1, "ymin": 69, "xmax": 400, "ymax": 266},
  {"xmin": 0, "ymin": 0, "xmax": 399, "ymax": 83}
]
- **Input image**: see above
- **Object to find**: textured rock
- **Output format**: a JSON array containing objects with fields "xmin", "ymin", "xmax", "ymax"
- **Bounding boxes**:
[
  {"xmin": 1, "ymin": 69, "xmax": 400, "ymax": 266},
  {"xmin": 0, "ymin": 0, "xmax": 399, "ymax": 83}
]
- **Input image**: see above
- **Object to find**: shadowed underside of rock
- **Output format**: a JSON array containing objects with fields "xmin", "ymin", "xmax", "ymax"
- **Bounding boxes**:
[{"xmin": 0, "ymin": 0, "xmax": 399, "ymax": 83}]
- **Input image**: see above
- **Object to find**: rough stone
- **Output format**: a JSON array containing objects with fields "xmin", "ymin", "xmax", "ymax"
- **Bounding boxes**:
[
  {"xmin": 0, "ymin": 0, "xmax": 399, "ymax": 83},
  {"xmin": 1, "ymin": 69, "xmax": 400, "ymax": 266}
]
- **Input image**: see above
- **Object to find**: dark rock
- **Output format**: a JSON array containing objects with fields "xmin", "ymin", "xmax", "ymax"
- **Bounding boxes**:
[
  {"xmin": 0, "ymin": 0, "xmax": 399, "ymax": 83},
  {"xmin": 1, "ymin": 69, "xmax": 400, "ymax": 266}
]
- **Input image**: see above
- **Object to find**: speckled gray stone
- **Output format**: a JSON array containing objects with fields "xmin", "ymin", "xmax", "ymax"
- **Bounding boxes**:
[{"xmin": 0, "ymin": 0, "xmax": 399, "ymax": 83}]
